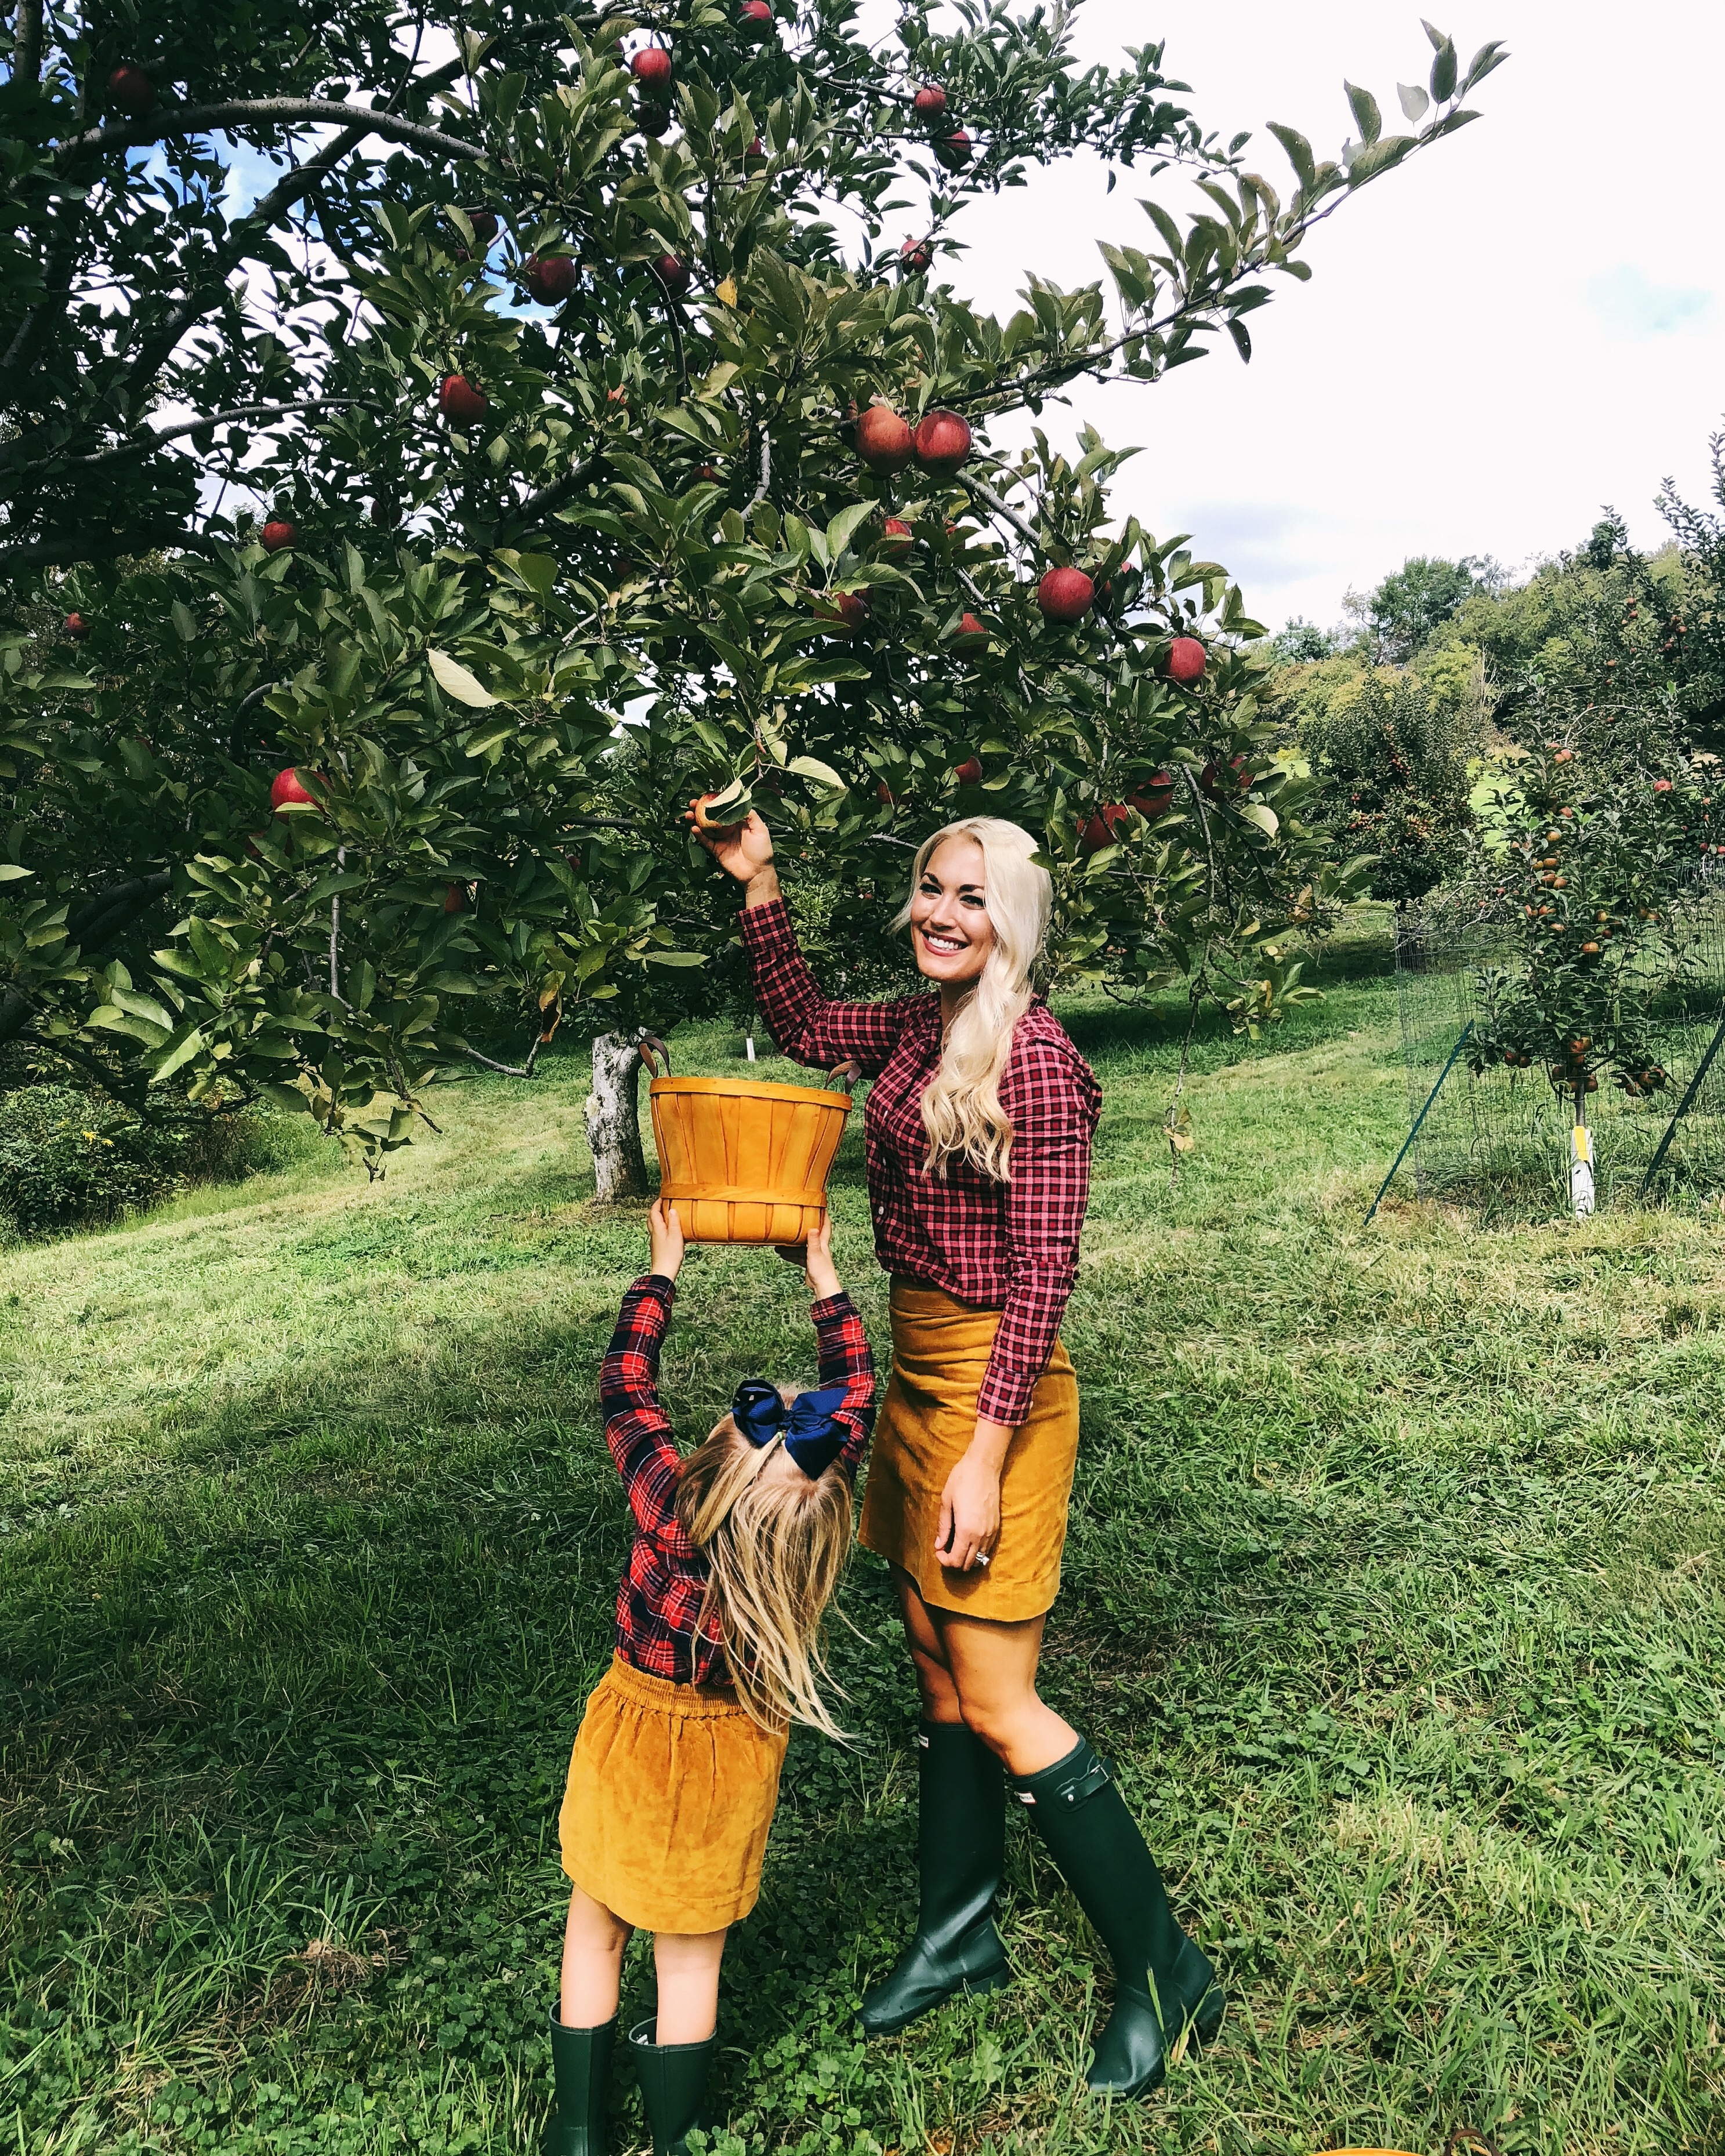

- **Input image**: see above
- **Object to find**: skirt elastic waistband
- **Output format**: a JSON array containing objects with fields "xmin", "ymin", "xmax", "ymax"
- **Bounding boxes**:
[{"xmin": 604, "ymin": 1652, "xmax": 746, "ymax": 1721}]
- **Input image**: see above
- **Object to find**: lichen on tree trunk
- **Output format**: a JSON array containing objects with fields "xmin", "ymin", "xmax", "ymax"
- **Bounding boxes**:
[{"xmin": 585, "ymin": 1031, "xmax": 650, "ymax": 1202}]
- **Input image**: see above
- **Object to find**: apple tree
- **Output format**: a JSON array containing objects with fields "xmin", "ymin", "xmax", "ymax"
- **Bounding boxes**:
[{"xmin": 0, "ymin": 0, "xmax": 1506, "ymax": 1182}]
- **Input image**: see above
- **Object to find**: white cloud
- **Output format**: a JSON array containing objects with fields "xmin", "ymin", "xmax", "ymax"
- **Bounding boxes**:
[{"xmin": 1585, "ymin": 265, "xmax": 1713, "ymax": 342}]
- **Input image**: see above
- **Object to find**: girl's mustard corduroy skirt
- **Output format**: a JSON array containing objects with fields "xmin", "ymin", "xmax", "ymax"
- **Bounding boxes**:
[
  {"xmin": 860, "ymin": 1277, "xmax": 1080, "ymax": 1621},
  {"xmin": 559, "ymin": 1655, "xmax": 788, "ymax": 1934}
]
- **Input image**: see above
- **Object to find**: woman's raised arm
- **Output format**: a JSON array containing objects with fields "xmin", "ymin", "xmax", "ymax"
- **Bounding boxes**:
[{"xmin": 690, "ymin": 805, "xmax": 921, "ymax": 1076}]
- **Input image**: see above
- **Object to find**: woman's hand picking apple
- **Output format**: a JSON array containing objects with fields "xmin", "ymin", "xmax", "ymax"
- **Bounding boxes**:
[{"xmin": 687, "ymin": 803, "xmax": 778, "ymax": 902}]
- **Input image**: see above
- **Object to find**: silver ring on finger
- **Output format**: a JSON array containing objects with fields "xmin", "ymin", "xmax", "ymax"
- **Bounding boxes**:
[{"xmin": 973, "ymin": 1549, "xmax": 990, "ymax": 1567}]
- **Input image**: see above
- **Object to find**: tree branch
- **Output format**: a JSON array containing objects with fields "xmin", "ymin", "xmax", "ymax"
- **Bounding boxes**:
[
  {"xmin": 454, "ymin": 1038, "xmax": 545, "ymax": 1078},
  {"xmin": 57, "ymin": 99, "xmax": 486, "ymax": 167},
  {"xmin": 13, "ymin": 0, "xmax": 43, "ymax": 81},
  {"xmin": 748, "ymin": 425, "xmax": 772, "ymax": 509},
  {"xmin": 958, "ymin": 472, "xmax": 1042, "ymax": 553},
  {"xmin": 503, "ymin": 455, "xmax": 603, "ymax": 536},
  {"xmin": 0, "ymin": 524, "xmax": 222, "ymax": 574},
  {"xmin": 0, "ymin": 398, "xmax": 382, "ymax": 487}
]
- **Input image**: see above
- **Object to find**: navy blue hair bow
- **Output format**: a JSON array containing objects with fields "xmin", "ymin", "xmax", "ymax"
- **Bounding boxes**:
[{"xmin": 731, "ymin": 1378, "xmax": 851, "ymax": 1479}]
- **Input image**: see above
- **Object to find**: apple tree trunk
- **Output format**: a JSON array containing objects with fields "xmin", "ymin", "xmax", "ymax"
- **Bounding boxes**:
[{"xmin": 585, "ymin": 1031, "xmax": 651, "ymax": 1202}]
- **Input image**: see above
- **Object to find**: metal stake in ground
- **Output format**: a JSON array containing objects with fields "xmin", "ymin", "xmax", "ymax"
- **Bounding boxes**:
[
  {"xmin": 1362, "ymin": 1022, "xmax": 1474, "ymax": 1229},
  {"xmin": 1639, "ymin": 998, "xmax": 1725, "ymax": 1198}
]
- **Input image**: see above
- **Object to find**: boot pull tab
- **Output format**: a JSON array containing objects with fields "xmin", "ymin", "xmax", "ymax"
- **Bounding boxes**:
[{"xmin": 1058, "ymin": 1755, "xmax": 1112, "ymax": 1806}]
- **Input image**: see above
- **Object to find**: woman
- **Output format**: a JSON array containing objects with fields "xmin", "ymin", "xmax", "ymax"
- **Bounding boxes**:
[{"xmin": 694, "ymin": 808, "xmax": 1223, "ymax": 2099}]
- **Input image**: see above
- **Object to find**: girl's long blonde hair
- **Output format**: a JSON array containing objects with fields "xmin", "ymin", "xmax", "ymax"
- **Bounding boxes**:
[
  {"xmin": 892, "ymin": 816, "xmax": 1052, "ymax": 1182},
  {"xmin": 675, "ymin": 1397, "xmax": 854, "ymax": 1738}
]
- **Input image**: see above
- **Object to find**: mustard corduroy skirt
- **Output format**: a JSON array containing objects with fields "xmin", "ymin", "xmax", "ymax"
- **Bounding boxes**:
[
  {"xmin": 860, "ymin": 1277, "xmax": 1080, "ymax": 1621},
  {"xmin": 558, "ymin": 1654, "xmax": 789, "ymax": 1934}
]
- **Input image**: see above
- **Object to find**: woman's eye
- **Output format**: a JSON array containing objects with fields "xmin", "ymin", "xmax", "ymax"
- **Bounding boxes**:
[{"xmin": 961, "ymin": 892, "xmax": 986, "ymax": 909}]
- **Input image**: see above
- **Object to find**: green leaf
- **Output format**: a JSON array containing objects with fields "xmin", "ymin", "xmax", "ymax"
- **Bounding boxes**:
[
  {"xmin": 1227, "ymin": 319, "xmax": 1252, "ymax": 364},
  {"xmin": 150, "ymin": 1023, "xmax": 207, "ymax": 1082},
  {"xmin": 427, "ymin": 648, "xmax": 499, "ymax": 707},
  {"xmin": 825, "ymin": 502, "xmax": 876, "ymax": 558},
  {"xmin": 643, "ymin": 950, "xmax": 706, "ymax": 967},
  {"xmin": 787, "ymin": 755, "xmax": 845, "ymax": 790},
  {"xmin": 1429, "ymin": 33, "xmax": 1458, "ymax": 102},
  {"xmin": 1264, "ymin": 123, "xmax": 1317, "ymax": 190},
  {"xmin": 1240, "ymin": 803, "xmax": 1280, "ymax": 839},
  {"xmin": 1397, "ymin": 81, "xmax": 1430, "ymax": 122},
  {"xmin": 1343, "ymin": 81, "xmax": 1381, "ymax": 144},
  {"xmin": 0, "ymin": 864, "xmax": 31, "ymax": 881},
  {"xmin": 171, "ymin": 600, "xmax": 198, "ymax": 643}
]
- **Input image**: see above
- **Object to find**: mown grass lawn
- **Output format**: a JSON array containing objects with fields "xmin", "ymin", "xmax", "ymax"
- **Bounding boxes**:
[{"xmin": 3, "ymin": 937, "xmax": 1723, "ymax": 2156}]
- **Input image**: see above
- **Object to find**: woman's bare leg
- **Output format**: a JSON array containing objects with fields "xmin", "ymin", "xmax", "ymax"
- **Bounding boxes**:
[
  {"xmin": 929, "ymin": 1606, "xmax": 1078, "ymax": 1777},
  {"xmin": 561, "ymin": 1884, "xmax": 632, "ymax": 2027},
  {"xmin": 891, "ymin": 1566, "xmax": 963, "ymax": 1723}
]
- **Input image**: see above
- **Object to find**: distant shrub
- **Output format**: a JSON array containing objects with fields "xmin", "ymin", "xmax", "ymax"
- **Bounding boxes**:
[{"xmin": 0, "ymin": 1087, "xmax": 271, "ymax": 1236}]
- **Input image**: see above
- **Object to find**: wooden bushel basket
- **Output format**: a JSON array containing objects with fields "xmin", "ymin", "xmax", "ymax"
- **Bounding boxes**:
[{"xmin": 648, "ymin": 1052, "xmax": 854, "ymax": 1244}]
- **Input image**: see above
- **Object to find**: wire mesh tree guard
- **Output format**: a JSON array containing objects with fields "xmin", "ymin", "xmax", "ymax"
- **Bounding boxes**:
[{"xmin": 1390, "ymin": 866, "xmax": 1725, "ymax": 1219}]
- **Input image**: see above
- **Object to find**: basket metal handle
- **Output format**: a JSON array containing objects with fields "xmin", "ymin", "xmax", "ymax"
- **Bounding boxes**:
[
  {"xmin": 826, "ymin": 1059, "xmax": 861, "ymax": 1091},
  {"xmin": 638, "ymin": 1033, "xmax": 671, "ymax": 1077}
]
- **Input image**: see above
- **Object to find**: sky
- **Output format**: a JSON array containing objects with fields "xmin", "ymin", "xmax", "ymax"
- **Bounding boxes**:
[{"xmin": 914, "ymin": 0, "xmax": 1725, "ymax": 634}]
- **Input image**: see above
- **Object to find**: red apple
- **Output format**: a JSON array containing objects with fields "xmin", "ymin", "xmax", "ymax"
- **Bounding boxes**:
[
  {"xmin": 1081, "ymin": 804, "xmax": 1130, "ymax": 856},
  {"xmin": 954, "ymin": 613, "xmax": 990, "ymax": 651},
  {"xmin": 523, "ymin": 254, "xmax": 577, "ymax": 304},
  {"xmin": 913, "ymin": 83, "xmax": 948, "ymax": 122},
  {"xmin": 818, "ymin": 591, "xmax": 870, "ymax": 632},
  {"xmin": 63, "ymin": 612, "xmax": 92, "ymax": 640},
  {"xmin": 879, "ymin": 516, "xmax": 915, "ymax": 558},
  {"xmin": 444, "ymin": 881, "xmax": 467, "ymax": 914},
  {"xmin": 954, "ymin": 754, "xmax": 984, "ymax": 785},
  {"xmin": 738, "ymin": 0, "xmax": 776, "ymax": 35},
  {"xmin": 912, "ymin": 407, "xmax": 970, "ymax": 476},
  {"xmin": 1132, "ymin": 772, "xmax": 1175, "ymax": 819},
  {"xmin": 1037, "ymin": 566, "xmax": 1094, "ymax": 623},
  {"xmin": 876, "ymin": 781, "xmax": 897, "ymax": 805},
  {"xmin": 108, "ymin": 63, "xmax": 157, "ymax": 115},
  {"xmin": 1166, "ymin": 636, "xmax": 1207, "ymax": 684},
  {"xmin": 744, "ymin": 135, "xmax": 766, "ymax": 164},
  {"xmin": 899, "ymin": 238, "xmax": 933, "ymax": 275},
  {"xmin": 1199, "ymin": 753, "xmax": 1249, "ymax": 800},
  {"xmin": 653, "ymin": 254, "xmax": 692, "ymax": 296},
  {"xmin": 936, "ymin": 129, "xmax": 973, "ymax": 169},
  {"xmin": 463, "ymin": 210, "xmax": 499, "ymax": 246},
  {"xmin": 438, "ymin": 374, "xmax": 489, "ymax": 425},
  {"xmin": 270, "ymin": 767, "xmax": 323, "ymax": 813},
  {"xmin": 632, "ymin": 45, "xmax": 673, "ymax": 88},
  {"xmin": 260, "ymin": 518, "xmax": 296, "ymax": 552},
  {"xmin": 693, "ymin": 463, "xmax": 720, "ymax": 484},
  {"xmin": 856, "ymin": 404, "xmax": 915, "ymax": 474}
]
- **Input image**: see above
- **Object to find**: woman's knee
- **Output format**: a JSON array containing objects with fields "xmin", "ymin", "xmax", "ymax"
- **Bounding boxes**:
[{"xmin": 954, "ymin": 1690, "xmax": 1032, "ymax": 1758}]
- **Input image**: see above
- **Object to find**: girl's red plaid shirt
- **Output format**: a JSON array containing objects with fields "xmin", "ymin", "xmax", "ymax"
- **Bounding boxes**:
[{"xmin": 600, "ymin": 1275, "xmax": 876, "ymax": 1686}]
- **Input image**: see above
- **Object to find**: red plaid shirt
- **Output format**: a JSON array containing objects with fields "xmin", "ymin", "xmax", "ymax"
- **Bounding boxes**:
[
  {"xmin": 740, "ymin": 898, "xmax": 1100, "ymax": 1425},
  {"xmin": 601, "ymin": 1273, "xmax": 876, "ymax": 1687}
]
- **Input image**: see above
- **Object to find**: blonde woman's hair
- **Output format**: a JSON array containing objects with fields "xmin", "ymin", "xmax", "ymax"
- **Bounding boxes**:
[
  {"xmin": 892, "ymin": 816, "xmax": 1052, "ymax": 1181},
  {"xmin": 675, "ymin": 1396, "xmax": 854, "ymax": 1738}
]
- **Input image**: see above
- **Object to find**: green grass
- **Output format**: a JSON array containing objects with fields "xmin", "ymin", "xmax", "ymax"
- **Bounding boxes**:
[{"xmin": 3, "ymin": 945, "xmax": 1724, "ymax": 2156}]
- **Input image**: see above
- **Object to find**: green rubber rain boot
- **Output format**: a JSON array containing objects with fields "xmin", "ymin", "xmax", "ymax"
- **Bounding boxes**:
[
  {"xmin": 544, "ymin": 2005, "xmax": 614, "ymax": 2156},
  {"xmin": 629, "ymin": 2019, "xmax": 716, "ymax": 2156},
  {"xmin": 1011, "ymin": 1738, "xmax": 1223, "ymax": 2097},
  {"xmin": 859, "ymin": 1720, "xmax": 1010, "ymax": 2036}
]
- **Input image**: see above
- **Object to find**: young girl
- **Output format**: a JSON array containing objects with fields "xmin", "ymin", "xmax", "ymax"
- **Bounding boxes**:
[{"xmin": 545, "ymin": 1200, "xmax": 875, "ymax": 2156}]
